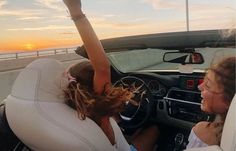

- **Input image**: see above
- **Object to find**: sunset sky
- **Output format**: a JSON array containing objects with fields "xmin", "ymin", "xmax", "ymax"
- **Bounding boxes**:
[{"xmin": 0, "ymin": 0, "xmax": 235, "ymax": 52}]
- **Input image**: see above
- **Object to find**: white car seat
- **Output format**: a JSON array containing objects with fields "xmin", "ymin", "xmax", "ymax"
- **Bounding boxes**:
[
  {"xmin": 184, "ymin": 94, "xmax": 236, "ymax": 151},
  {"xmin": 5, "ymin": 58, "xmax": 129, "ymax": 151},
  {"xmin": 220, "ymin": 93, "xmax": 236, "ymax": 151}
]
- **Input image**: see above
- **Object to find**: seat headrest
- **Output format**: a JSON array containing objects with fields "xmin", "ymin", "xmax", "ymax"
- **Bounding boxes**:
[
  {"xmin": 220, "ymin": 94, "xmax": 236, "ymax": 151},
  {"xmin": 5, "ymin": 58, "xmax": 125, "ymax": 151},
  {"xmin": 11, "ymin": 58, "xmax": 67, "ymax": 103}
]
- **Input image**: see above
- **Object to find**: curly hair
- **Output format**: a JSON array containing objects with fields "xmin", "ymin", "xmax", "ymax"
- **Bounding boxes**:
[
  {"xmin": 209, "ymin": 56, "xmax": 236, "ymax": 102},
  {"xmin": 64, "ymin": 60, "xmax": 135, "ymax": 120}
]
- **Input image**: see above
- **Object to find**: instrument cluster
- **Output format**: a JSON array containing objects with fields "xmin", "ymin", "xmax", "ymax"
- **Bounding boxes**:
[{"xmin": 147, "ymin": 80, "xmax": 166, "ymax": 97}]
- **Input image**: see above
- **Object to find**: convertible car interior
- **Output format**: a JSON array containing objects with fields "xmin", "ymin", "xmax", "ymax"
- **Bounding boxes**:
[{"xmin": 0, "ymin": 29, "xmax": 235, "ymax": 151}]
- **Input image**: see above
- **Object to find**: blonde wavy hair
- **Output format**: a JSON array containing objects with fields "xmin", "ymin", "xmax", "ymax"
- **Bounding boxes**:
[{"xmin": 64, "ymin": 60, "xmax": 135, "ymax": 120}]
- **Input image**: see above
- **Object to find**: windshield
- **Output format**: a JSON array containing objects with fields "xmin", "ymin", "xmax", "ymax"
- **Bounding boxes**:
[{"xmin": 107, "ymin": 47, "xmax": 235, "ymax": 73}]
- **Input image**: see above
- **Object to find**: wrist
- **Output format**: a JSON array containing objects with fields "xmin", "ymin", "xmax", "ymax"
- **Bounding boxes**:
[
  {"xmin": 68, "ymin": 9, "xmax": 84, "ymax": 17},
  {"xmin": 71, "ymin": 13, "xmax": 86, "ymax": 22}
]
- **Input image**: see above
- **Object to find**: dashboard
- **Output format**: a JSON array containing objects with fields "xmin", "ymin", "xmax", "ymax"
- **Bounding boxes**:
[
  {"xmin": 147, "ymin": 80, "xmax": 167, "ymax": 97},
  {"xmin": 113, "ymin": 71, "xmax": 214, "ymax": 130}
]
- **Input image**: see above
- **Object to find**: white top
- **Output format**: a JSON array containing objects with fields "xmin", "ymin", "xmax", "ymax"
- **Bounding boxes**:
[
  {"xmin": 186, "ymin": 129, "xmax": 208, "ymax": 149},
  {"xmin": 110, "ymin": 118, "xmax": 131, "ymax": 151}
]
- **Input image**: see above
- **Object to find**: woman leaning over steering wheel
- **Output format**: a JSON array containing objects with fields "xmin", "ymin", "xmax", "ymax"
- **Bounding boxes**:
[{"xmin": 63, "ymin": 0, "xmax": 159, "ymax": 151}]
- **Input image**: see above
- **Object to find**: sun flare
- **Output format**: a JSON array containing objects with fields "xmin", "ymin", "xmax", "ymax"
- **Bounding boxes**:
[{"xmin": 23, "ymin": 43, "xmax": 36, "ymax": 51}]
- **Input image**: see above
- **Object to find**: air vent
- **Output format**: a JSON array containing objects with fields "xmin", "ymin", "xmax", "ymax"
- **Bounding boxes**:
[{"xmin": 167, "ymin": 88, "xmax": 201, "ymax": 103}]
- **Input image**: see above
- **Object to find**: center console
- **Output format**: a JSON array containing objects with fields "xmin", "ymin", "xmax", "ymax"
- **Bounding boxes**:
[
  {"xmin": 156, "ymin": 75, "xmax": 214, "ymax": 151},
  {"xmin": 164, "ymin": 87, "xmax": 212, "ymax": 123},
  {"xmin": 160, "ymin": 87, "xmax": 211, "ymax": 151}
]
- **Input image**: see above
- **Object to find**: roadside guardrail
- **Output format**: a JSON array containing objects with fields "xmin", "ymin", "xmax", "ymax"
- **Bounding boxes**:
[{"xmin": 0, "ymin": 47, "xmax": 77, "ymax": 60}]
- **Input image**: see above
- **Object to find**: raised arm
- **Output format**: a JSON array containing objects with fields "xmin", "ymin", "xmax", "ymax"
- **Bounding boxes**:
[{"xmin": 63, "ymin": 0, "xmax": 111, "ymax": 94}]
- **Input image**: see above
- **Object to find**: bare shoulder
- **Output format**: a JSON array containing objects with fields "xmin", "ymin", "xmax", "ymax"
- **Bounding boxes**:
[
  {"xmin": 193, "ymin": 121, "xmax": 223, "ymax": 145},
  {"xmin": 193, "ymin": 121, "xmax": 210, "ymax": 132}
]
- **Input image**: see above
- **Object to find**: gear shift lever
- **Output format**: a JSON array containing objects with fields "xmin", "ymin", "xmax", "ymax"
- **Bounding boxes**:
[{"xmin": 174, "ymin": 133, "xmax": 184, "ymax": 151}]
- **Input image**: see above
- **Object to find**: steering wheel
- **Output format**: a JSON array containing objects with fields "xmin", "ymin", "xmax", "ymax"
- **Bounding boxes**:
[{"xmin": 113, "ymin": 76, "xmax": 153, "ymax": 129}]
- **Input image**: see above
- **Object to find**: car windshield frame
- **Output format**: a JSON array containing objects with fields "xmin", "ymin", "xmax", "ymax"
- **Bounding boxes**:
[
  {"xmin": 75, "ymin": 29, "xmax": 236, "ymax": 73},
  {"xmin": 106, "ymin": 47, "xmax": 235, "ymax": 73}
]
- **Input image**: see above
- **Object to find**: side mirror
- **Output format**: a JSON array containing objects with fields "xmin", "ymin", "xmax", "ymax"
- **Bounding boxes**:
[{"xmin": 163, "ymin": 52, "xmax": 204, "ymax": 64}]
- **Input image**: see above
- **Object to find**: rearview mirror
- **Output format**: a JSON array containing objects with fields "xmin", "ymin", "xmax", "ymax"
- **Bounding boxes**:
[{"xmin": 163, "ymin": 52, "xmax": 204, "ymax": 64}]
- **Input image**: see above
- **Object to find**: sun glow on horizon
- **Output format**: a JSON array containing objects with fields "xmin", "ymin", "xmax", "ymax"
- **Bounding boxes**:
[
  {"xmin": 0, "ymin": 38, "xmax": 83, "ymax": 53},
  {"xmin": 22, "ymin": 43, "xmax": 36, "ymax": 51}
]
